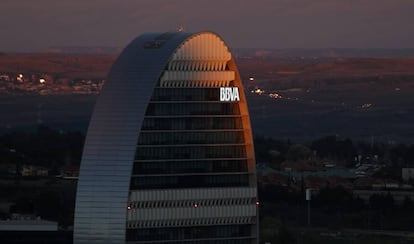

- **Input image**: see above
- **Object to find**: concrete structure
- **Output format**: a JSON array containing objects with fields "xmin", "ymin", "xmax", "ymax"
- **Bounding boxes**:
[
  {"xmin": 74, "ymin": 31, "xmax": 258, "ymax": 243},
  {"xmin": 0, "ymin": 219, "xmax": 58, "ymax": 231}
]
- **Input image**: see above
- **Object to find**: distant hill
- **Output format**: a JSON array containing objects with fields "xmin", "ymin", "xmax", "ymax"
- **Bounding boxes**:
[
  {"xmin": 45, "ymin": 46, "xmax": 122, "ymax": 54},
  {"xmin": 237, "ymin": 57, "xmax": 414, "ymax": 88},
  {"xmin": 1, "ymin": 54, "xmax": 414, "ymax": 142},
  {"xmin": 39, "ymin": 47, "xmax": 414, "ymax": 58},
  {"xmin": 232, "ymin": 48, "xmax": 414, "ymax": 58},
  {"xmin": 1, "ymin": 53, "xmax": 414, "ymax": 82},
  {"xmin": 0, "ymin": 54, "xmax": 116, "ymax": 80}
]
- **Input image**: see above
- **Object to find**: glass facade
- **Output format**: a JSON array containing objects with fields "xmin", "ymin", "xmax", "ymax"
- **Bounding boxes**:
[
  {"xmin": 138, "ymin": 131, "xmax": 245, "ymax": 144},
  {"xmin": 133, "ymin": 159, "xmax": 248, "ymax": 174},
  {"xmin": 141, "ymin": 117, "xmax": 243, "ymax": 130},
  {"xmin": 129, "ymin": 84, "xmax": 256, "ymax": 242},
  {"xmin": 74, "ymin": 32, "xmax": 257, "ymax": 244},
  {"xmin": 135, "ymin": 145, "xmax": 246, "ymax": 160},
  {"xmin": 132, "ymin": 87, "xmax": 248, "ymax": 190},
  {"xmin": 151, "ymin": 87, "xmax": 221, "ymax": 101},
  {"xmin": 145, "ymin": 102, "xmax": 240, "ymax": 116},
  {"xmin": 130, "ymin": 174, "xmax": 249, "ymax": 189}
]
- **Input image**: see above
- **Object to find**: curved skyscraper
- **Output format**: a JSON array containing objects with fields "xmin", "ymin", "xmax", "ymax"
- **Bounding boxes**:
[{"xmin": 74, "ymin": 31, "xmax": 258, "ymax": 243}]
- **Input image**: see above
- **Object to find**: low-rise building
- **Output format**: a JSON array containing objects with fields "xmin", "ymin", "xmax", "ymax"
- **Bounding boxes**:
[
  {"xmin": 0, "ymin": 217, "xmax": 58, "ymax": 231},
  {"xmin": 20, "ymin": 165, "xmax": 49, "ymax": 177}
]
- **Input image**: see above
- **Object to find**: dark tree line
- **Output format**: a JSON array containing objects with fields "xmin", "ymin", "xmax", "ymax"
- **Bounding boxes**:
[
  {"xmin": 0, "ymin": 126, "xmax": 84, "ymax": 172},
  {"xmin": 255, "ymin": 135, "xmax": 414, "ymax": 168},
  {"xmin": 2, "ymin": 129, "xmax": 413, "ymax": 173},
  {"xmin": 259, "ymin": 183, "xmax": 414, "ymax": 231}
]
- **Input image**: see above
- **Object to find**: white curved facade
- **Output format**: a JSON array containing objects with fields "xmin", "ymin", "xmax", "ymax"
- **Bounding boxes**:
[{"xmin": 74, "ymin": 31, "xmax": 258, "ymax": 244}]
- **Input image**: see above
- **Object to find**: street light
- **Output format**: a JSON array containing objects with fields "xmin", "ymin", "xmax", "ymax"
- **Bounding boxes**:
[{"xmin": 306, "ymin": 188, "xmax": 312, "ymax": 226}]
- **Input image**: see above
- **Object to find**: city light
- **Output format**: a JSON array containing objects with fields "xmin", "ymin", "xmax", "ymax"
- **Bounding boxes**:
[
  {"xmin": 17, "ymin": 74, "xmax": 24, "ymax": 82},
  {"xmin": 251, "ymin": 88, "xmax": 264, "ymax": 95},
  {"xmin": 269, "ymin": 93, "xmax": 282, "ymax": 99}
]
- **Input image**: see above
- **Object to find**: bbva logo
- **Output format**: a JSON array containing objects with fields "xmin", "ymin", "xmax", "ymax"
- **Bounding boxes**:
[{"xmin": 220, "ymin": 87, "xmax": 240, "ymax": 102}]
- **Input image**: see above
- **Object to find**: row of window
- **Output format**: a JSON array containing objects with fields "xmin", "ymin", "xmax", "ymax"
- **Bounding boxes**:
[
  {"xmin": 127, "ymin": 217, "xmax": 255, "ymax": 229},
  {"xmin": 145, "ymin": 103, "xmax": 240, "ymax": 116},
  {"xmin": 129, "ymin": 174, "xmax": 249, "ymax": 189},
  {"xmin": 137, "ymin": 131, "xmax": 245, "ymax": 145},
  {"xmin": 159, "ymin": 80, "xmax": 231, "ymax": 88},
  {"xmin": 128, "ymin": 198, "xmax": 256, "ymax": 209},
  {"xmin": 133, "ymin": 160, "xmax": 248, "ymax": 175},
  {"xmin": 151, "ymin": 88, "xmax": 221, "ymax": 101},
  {"xmin": 127, "ymin": 238, "xmax": 253, "ymax": 244},
  {"xmin": 135, "ymin": 145, "xmax": 247, "ymax": 160},
  {"xmin": 165, "ymin": 60, "xmax": 229, "ymax": 72},
  {"xmin": 141, "ymin": 117, "xmax": 243, "ymax": 130},
  {"xmin": 125, "ymin": 225, "xmax": 251, "ymax": 242}
]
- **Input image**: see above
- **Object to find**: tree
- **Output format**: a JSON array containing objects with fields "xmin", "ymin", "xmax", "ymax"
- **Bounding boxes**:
[
  {"xmin": 260, "ymin": 217, "xmax": 280, "ymax": 242},
  {"xmin": 286, "ymin": 144, "xmax": 311, "ymax": 162}
]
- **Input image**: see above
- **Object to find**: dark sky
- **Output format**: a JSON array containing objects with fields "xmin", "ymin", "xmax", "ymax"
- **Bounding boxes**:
[{"xmin": 2, "ymin": 0, "xmax": 414, "ymax": 51}]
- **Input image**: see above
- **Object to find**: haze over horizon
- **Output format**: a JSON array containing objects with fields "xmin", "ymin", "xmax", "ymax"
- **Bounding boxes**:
[{"xmin": 2, "ymin": 0, "xmax": 414, "ymax": 52}]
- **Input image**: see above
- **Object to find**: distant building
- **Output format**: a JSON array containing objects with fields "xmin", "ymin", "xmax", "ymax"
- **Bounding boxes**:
[
  {"xmin": 20, "ymin": 165, "xmax": 48, "ymax": 177},
  {"xmin": 0, "ymin": 74, "xmax": 10, "ymax": 81},
  {"xmin": 0, "ymin": 216, "xmax": 70, "ymax": 244},
  {"xmin": 74, "ymin": 31, "xmax": 258, "ymax": 243},
  {"xmin": 0, "ymin": 218, "xmax": 58, "ymax": 231},
  {"xmin": 62, "ymin": 165, "xmax": 79, "ymax": 179}
]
